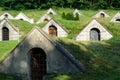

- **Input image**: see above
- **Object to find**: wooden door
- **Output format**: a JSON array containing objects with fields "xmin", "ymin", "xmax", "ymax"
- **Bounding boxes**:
[
  {"xmin": 30, "ymin": 48, "xmax": 46, "ymax": 80},
  {"xmin": 2, "ymin": 27, "xmax": 9, "ymax": 40},
  {"xmin": 49, "ymin": 25, "xmax": 57, "ymax": 36},
  {"xmin": 90, "ymin": 28, "xmax": 100, "ymax": 41}
]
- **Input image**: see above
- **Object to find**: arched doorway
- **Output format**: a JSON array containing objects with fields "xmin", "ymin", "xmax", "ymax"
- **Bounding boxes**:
[
  {"xmin": 2, "ymin": 27, "xmax": 9, "ymax": 40},
  {"xmin": 20, "ymin": 18, "xmax": 23, "ymax": 20},
  {"xmin": 4, "ymin": 14, "xmax": 8, "ymax": 18},
  {"xmin": 100, "ymin": 13, "xmax": 105, "ymax": 18},
  {"xmin": 90, "ymin": 28, "xmax": 100, "ymax": 41},
  {"xmin": 49, "ymin": 25, "xmax": 57, "ymax": 36},
  {"xmin": 44, "ymin": 19, "xmax": 49, "ymax": 22},
  {"xmin": 116, "ymin": 19, "xmax": 120, "ymax": 22},
  {"xmin": 49, "ymin": 12, "xmax": 53, "ymax": 14},
  {"xmin": 29, "ymin": 48, "xmax": 46, "ymax": 80}
]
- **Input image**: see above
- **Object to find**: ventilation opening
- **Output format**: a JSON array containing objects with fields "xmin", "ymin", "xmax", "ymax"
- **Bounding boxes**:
[
  {"xmin": 90, "ymin": 28, "xmax": 100, "ymax": 41},
  {"xmin": 100, "ymin": 13, "xmax": 105, "ymax": 18},
  {"xmin": 49, "ymin": 25, "xmax": 57, "ymax": 36},
  {"xmin": 29, "ymin": 48, "xmax": 46, "ymax": 80},
  {"xmin": 2, "ymin": 27, "xmax": 9, "ymax": 40},
  {"xmin": 44, "ymin": 19, "xmax": 49, "ymax": 22},
  {"xmin": 4, "ymin": 14, "xmax": 8, "ymax": 18},
  {"xmin": 20, "ymin": 18, "xmax": 23, "ymax": 20},
  {"xmin": 49, "ymin": 12, "xmax": 53, "ymax": 14},
  {"xmin": 116, "ymin": 19, "xmax": 120, "ymax": 22}
]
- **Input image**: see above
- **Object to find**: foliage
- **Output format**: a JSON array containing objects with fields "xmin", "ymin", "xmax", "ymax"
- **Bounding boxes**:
[
  {"xmin": 61, "ymin": 12, "xmax": 79, "ymax": 21},
  {"xmin": 62, "ymin": 12, "xmax": 66, "ymax": 19},
  {"xmin": 75, "ymin": 13, "xmax": 80, "ymax": 20},
  {"xmin": 65, "ymin": 13, "xmax": 75, "ymax": 20},
  {"xmin": 0, "ymin": 0, "xmax": 120, "ymax": 10}
]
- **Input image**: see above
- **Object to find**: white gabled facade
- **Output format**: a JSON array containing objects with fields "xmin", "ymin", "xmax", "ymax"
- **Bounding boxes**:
[
  {"xmin": 0, "ymin": 12, "xmax": 14, "ymax": 20},
  {"xmin": 75, "ymin": 19, "xmax": 113, "ymax": 41},
  {"xmin": 0, "ymin": 19, "xmax": 19, "ymax": 41},
  {"xmin": 93, "ymin": 11, "xmax": 110, "ymax": 18},
  {"xmin": 36, "ymin": 14, "xmax": 52, "ymax": 24},
  {"xmin": 46, "ymin": 8, "xmax": 56, "ymax": 15},
  {"xmin": 111, "ymin": 12, "xmax": 120, "ymax": 23},
  {"xmin": 15, "ymin": 12, "xmax": 34, "ymax": 24},
  {"xmin": 73, "ymin": 9, "xmax": 82, "ymax": 16},
  {"xmin": 42, "ymin": 19, "xmax": 68, "ymax": 37}
]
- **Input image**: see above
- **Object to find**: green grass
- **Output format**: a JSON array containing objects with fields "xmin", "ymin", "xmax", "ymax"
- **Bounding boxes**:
[
  {"xmin": 0, "ymin": 41, "xmax": 18, "ymax": 60},
  {"xmin": 0, "ymin": 73, "xmax": 22, "ymax": 80},
  {"xmin": 0, "ymin": 8, "xmax": 120, "ymax": 80},
  {"xmin": 53, "ymin": 38, "xmax": 120, "ymax": 80}
]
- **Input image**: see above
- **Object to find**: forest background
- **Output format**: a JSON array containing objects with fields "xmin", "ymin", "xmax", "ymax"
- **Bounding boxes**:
[{"xmin": 0, "ymin": 0, "xmax": 120, "ymax": 10}]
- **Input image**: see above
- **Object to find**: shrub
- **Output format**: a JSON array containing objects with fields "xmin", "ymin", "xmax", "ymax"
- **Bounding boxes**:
[
  {"xmin": 75, "ymin": 13, "xmax": 80, "ymax": 20},
  {"xmin": 62, "ymin": 12, "xmax": 66, "ymax": 19},
  {"xmin": 61, "ymin": 12, "xmax": 79, "ymax": 21},
  {"xmin": 65, "ymin": 13, "xmax": 75, "ymax": 20}
]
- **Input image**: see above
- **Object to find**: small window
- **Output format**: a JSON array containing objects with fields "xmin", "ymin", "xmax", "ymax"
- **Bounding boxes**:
[
  {"xmin": 49, "ymin": 12, "xmax": 53, "ymax": 14},
  {"xmin": 20, "ymin": 18, "xmax": 23, "ymax": 20},
  {"xmin": 44, "ymin": 19, "xmax": 49, "ymax": 22},
  {"xmin": 116, "ymin": 19, "xmax": 120, "ymax": 22},
  {"xmin": 100, "ymin": 13, "xmax": 105, "ymax": 18},
  {"xmin": 4, "ymin": 14, "xmax": 8, "ymax": 18}
]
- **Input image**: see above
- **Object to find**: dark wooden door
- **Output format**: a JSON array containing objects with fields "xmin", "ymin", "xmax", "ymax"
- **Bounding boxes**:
[
  {"xmin": 2, "ymin": 27, "xmax": 9, "ymax": 40},
  {"xmin": 90, "ymin": 28, "xmax": 100, "ymax": 41},
  {"xmin": 49, "ymin": 25, "xmax": 57, "ymax": 36},
  {"xmin": 30, "ymin": 48, "xmax": 46, "ymax": 80}
]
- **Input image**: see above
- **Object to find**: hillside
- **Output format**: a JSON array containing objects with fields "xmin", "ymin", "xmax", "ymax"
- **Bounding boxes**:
[{"xmin": 0, "ymin": 8, "xmax": 120, "ymax": 80}]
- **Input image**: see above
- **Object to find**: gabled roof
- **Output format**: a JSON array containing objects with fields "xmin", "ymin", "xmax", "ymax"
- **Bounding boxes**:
[
  {"xmin": 0, "ymin": 19, "xmax": 19, "ymax": 32},
  {"xmin": 36, "ymin": 14, "xmax": 52, "ymax": 24},
  {"xmin": 75, "ymin": 19, "xmax": 113, "ymax": 41},
  {"xmin": 42, "ymin": 19, "xmax": 69, "ymax": 37},
  {"xmin": 0, "ymin": 12, "xmax": 14, "ymax": 20},
  {"xmin": 73, "ymin": 9, "xmax": 82, "ymax": 16},
  {"xmin": 92, "ymin": 10, "xmax": 110, "ymax": 18},
  {"xmin": 46, "ymin": 8, "xmax": 56, "ymax": 15},
  {"xmin": 15, "ymin": 12, "xmax": 34, "ymax": 24},
  {"xmin": 0, "ymin": 27, "xmax": 85, "ymax": 72},
  {"xmin": 111, "ymin": 12, "xmax": 120, "ymax": 23}
]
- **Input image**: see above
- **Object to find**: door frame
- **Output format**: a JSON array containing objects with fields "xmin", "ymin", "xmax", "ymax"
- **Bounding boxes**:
[
  {"xmin": 90, "ymin": 28, "xmax": 100, "ymax": 41},
  {"xmin": 27, "ymin": 48, "xmax": 46, "ymax": 80}
]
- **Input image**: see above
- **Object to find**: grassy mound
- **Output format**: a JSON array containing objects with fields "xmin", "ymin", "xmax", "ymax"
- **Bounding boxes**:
[{"xmin": 0, "ymin": 8, "xmax": 120, "ymax": 80}]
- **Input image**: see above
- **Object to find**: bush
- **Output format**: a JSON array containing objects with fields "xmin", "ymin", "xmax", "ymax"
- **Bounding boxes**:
[
  {"xmin": 62, "ymin": 12, "xmax": 79, "ymax": 21},
  {"xmin": 62, "ymin": 12, "xmax": 66, "ymax": 19},
  {"xmin": 75, "ymin": 13, "xmax": 80, "ymax": 20},
  {"xmin": 66, "ymin": 13, "xmax": 75, "ymax": 20}
]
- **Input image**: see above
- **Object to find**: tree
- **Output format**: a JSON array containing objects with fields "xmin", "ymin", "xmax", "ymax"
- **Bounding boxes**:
[{"xmin": 0, "ymin": 0, "xmax": 120, "ymax": 10}]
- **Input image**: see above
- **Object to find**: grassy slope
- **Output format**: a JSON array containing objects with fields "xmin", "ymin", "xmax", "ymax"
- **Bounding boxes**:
[{"xmin": 0, "ymin": 8, "xmax": 120, "ymax": 80}]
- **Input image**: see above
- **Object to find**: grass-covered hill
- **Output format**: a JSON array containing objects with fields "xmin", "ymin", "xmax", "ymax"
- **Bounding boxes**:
[{"xmin": 0, "ymin": 8, "xmax": 120, "ymax": 80}]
